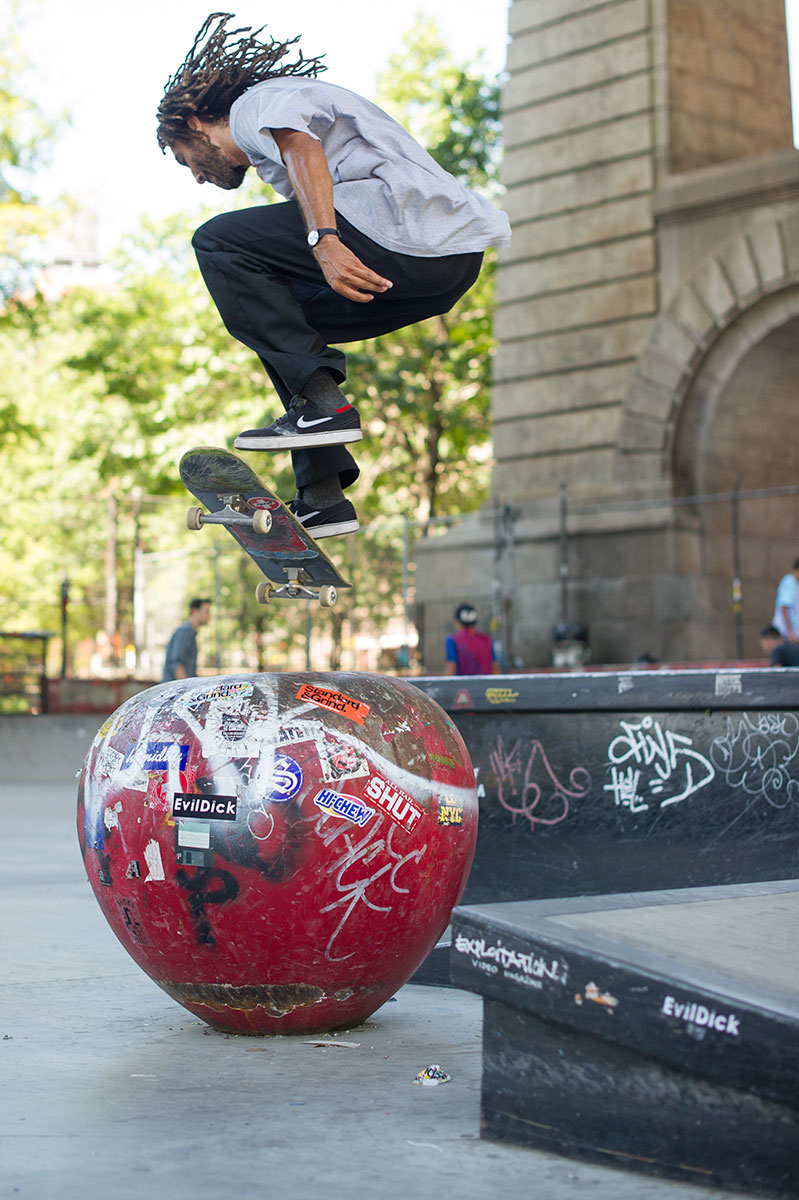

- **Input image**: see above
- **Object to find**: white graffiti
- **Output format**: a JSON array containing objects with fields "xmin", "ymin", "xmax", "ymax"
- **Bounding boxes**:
[
  {"xmin": 605, "ymin": 716, "xmax": 715, "ymax": 812},
  {"xmin": 453, "ymin": 934, "xmax": 568, "ymax": 986},
  {"xmin": 315, "ymin": 816, "xmax": 426, "ymax": 962},
  {"xmin": 709, "ymin": 713, "xmax": 799, "ymax": 810},
  {"xmin": 244, "ymin": 801, "xmax": 275, "ymax": 843}
]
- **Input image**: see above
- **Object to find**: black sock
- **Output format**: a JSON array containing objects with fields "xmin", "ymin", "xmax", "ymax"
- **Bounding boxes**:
[
  {"xmin": 302, "ymin": 368, "xmax": 348, "ymax": 416},
  {"xmin": 300, "ymin": 476, "xmax": 346, "ymax": 508}
]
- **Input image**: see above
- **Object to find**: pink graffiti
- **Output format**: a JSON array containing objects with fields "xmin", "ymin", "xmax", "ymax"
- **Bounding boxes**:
[{"xmin": 488, "ymin": 736, "xmax": 590, "ymax": 830}]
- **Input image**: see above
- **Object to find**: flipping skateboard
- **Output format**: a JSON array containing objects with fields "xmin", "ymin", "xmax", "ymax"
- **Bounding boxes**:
[{"xmin": 180, "ymin": 446, "xmax": 350, "ymax": 608}]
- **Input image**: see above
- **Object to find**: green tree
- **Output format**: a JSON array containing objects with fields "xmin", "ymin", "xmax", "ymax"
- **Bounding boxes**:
[
  {"xmin": 0, "ymin": 0, "xmax": 63, "ymax": 299},
  {"xmin": 376, "ymin": 18, "xmax": 503, "ymax": 193},
  {"xmin": 347, "ymin": 20, "xmax": 503, "ymax": 530},
  {"xmin": 0, "ymin": 19, "xmax": 505, "ymax": 677}
]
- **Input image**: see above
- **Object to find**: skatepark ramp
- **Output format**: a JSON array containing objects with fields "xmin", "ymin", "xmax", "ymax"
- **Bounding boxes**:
[{"xmin": 451, "ymin": 881, "xmax": 799, "ymax": 1197}]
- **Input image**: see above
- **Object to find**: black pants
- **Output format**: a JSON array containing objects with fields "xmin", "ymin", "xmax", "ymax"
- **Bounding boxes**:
[{"xmin": 192, "ymin": 200, "xmax": 483, "ymax": 490}]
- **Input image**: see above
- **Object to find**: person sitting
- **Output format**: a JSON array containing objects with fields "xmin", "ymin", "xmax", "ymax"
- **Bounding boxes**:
[{"xmin": 759, "ymin": 623, "xmax": 799, "ymax": 667}]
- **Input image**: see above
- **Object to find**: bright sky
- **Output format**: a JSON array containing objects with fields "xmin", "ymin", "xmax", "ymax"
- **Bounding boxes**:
[
  {"xmin": 17, "ymin": 0, "xmax": 510, "ymax": 253},
  {"xmin": 12, "ymin": 0, "xmax": 799, "ymax": 256}
]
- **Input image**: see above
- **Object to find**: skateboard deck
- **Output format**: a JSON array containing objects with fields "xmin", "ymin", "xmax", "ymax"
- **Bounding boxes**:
[{"xmin": 180, "ymin": 446, "xmax": 350, "ymax": 607}]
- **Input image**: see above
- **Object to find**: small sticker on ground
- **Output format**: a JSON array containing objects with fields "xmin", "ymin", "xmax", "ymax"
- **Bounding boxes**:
[{"xmin": 413, "ymin": 1064, "xmax": 451, "ymax": 1086}]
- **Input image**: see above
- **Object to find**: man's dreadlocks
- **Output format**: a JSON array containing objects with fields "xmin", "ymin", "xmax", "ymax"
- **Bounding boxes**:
[{"xmin": 156, "ymin": 12, "xmax": 326, "ymax": 151}]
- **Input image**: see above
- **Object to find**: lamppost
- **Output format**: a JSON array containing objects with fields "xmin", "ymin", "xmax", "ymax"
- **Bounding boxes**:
[{"xmin": 60, "ymin": 576, "xmax": 70, "ymax": 678}]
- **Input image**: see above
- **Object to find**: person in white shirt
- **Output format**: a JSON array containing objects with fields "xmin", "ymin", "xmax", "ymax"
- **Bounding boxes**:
[
  {"xmin": 771, "ymin": 558, "xmax": 799, "ymax": 642},
  {"xmin": 157, "ymin": 14, "xmax": 510, "ymax": 539}
]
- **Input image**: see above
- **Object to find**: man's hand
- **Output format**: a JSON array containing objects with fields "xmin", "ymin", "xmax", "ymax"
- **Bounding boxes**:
[
  {"xmin": 271, "ymin": 126, "xmax": 393, "ymax": 302},
  {"xmin": 313, "ymin": 235, "xmax": 392, "ymax": 302}
]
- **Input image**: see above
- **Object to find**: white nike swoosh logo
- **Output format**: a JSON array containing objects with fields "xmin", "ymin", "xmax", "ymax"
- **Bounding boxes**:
[
  {"xmin": 296, "ymin": 509, "xmax": 321, "ymax": 524},
  {"xmin": 296, "ymin": 415, "xmax": 333, "ymax": 429}
]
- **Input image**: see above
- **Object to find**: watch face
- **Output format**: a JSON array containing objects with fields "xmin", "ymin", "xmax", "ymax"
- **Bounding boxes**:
[{"xmin": 308, "ymin": 230, "xmax": 319, "ymax": 247}]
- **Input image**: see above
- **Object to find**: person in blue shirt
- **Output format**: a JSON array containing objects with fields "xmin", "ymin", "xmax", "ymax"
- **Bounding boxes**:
[{"xmin": 163, "ymin": 598, "xmax": 211, "ymax": 681}]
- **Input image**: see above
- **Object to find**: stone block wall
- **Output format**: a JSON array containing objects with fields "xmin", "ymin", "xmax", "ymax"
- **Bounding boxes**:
[{"xmin": 668, "ymin": 0, "xmax": 794, "ymax": 172}]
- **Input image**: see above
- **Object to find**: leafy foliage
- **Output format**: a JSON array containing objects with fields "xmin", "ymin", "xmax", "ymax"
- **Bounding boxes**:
[
  {"xmin": 0, "ymin": 1, "xmax": 64, "ymax": 299},
  {"xmin": 376, "ymin": 19, "xmax": 503, "ymax": 193},
  {"xmin": 0, "ymin": 19, "xmax": 504, "ymax": 678}
]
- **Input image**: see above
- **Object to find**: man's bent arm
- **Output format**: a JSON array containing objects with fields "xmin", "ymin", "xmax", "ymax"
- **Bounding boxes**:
[{"xmin": 271, "ymin": 128, "xmax": 393, "ymax": 302}]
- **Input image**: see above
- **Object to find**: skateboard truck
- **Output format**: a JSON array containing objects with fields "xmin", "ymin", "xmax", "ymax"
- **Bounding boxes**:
[
  {"xmin": 186, "ymin": 495, "xmax": 273, "ymax": 536},
  {"xmin": 256, "ymin": 570, "xmax": 337, "ymax": 608}
]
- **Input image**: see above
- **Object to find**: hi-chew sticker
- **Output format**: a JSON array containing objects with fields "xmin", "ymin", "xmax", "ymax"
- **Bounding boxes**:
[
  {"xmin": 313, "ymin": 788, "xmax": 374, "ymax": 827},
  {"xmin": 296, "ymin": 683, "xmax": 370, "ymax": 724}
]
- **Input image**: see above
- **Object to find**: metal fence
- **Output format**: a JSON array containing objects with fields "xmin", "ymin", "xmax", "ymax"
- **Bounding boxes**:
[
  {"xmin": 33, "ymin": 477, "xmax": 799, "ymax": 680},
  {"xmin": 0, "ymin": 632, "xmax": 54, "ymax": 713}
]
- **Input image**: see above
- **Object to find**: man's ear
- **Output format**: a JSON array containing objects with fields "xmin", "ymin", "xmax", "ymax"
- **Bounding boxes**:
[{"xmin": 187, "ymin": 115, "xmax": 203, "ymax": 133}]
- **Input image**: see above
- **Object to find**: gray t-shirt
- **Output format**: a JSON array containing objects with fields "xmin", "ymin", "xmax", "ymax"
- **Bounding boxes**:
[{"xmin": 229, "ymin": 78, "xmax": 511, "ymax": 257}]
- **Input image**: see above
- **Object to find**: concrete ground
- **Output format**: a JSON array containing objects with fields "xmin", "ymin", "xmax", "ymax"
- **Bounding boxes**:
[{"xmin": 1, "ymin": 717, "xmax": 748, "ymax": 1200}]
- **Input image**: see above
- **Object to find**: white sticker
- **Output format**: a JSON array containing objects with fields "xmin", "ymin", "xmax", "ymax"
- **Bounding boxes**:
[
  {"xmin": 715, "ymin": 673, "xmax": 742, "ymax": 696},
  {"xmin": 176, "ymin": 823, "xmax": 211, "ymax": 849},
  {"xmin": 143, "ymin": 839, "xmax": 165, "ymax": 882},
  {"xmin": 103, "ymin": 801, "xmax": 122, "ymax": 830}
]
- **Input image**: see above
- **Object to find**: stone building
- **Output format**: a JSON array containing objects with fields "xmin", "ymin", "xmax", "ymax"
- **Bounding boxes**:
[{"xmin": 417, "ymin": 0, "xmax": 799, "ymax": 670}]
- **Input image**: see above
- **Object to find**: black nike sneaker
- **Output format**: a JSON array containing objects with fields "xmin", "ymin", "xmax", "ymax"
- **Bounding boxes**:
[
  {"xmin": 289, "ymin": 496, "xmax": 360, "ymax": 539},
  {"xmin": 234, "ymin": 396, "xmax": 362, "ymax": 451}
]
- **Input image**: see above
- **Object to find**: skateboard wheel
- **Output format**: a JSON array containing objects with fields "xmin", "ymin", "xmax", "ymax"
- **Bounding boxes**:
[
  {"xmin": 252, "ymin": 509, "xmax": 272, "ymax": 535},
  {"xmin": 186, "ymin": 506, "xmax": 204, "ymax": 531},
  {"xmin": 255, "ymin": 581, "xmax": 273, "ymax": 605},
  {"xmin": 319, "ymin": 586, "xmax": 337, "ymax": 608}
]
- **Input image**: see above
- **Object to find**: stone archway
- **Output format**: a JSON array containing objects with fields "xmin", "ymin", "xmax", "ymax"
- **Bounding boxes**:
[
  {"xmin": 616, "ymin": 211, "xmax": 799, "ymax": 489},
  {"xmin": 616, "ymin": 211, "xmax": 799, "ymax": 657}
]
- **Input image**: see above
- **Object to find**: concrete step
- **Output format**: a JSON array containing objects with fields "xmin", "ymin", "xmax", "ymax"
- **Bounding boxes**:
[{"xmin": 451, "ymin": 880, "xmax": 799, "ymax": 1198}]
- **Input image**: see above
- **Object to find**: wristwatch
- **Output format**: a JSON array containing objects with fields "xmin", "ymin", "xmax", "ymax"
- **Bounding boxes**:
[{"xmin": 307, "ymin": 227, "xmax": 341, "ymax": 248}]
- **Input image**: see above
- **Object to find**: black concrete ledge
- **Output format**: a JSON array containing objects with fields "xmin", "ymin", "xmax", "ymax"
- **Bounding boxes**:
[
  {"xmin": 449, "ymin": 881, "xmax": 799, "ymax": 1199},
  {"xmin": 413, "ymin": 667, "xmax": 799, "ymax": 714},
  {"xmin": 451, "ymin": 881, "xmax": 799, "ymax": 1110}
]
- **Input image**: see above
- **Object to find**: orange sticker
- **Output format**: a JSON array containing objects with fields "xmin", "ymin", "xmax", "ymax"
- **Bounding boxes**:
[{"xmin": 296, "ymin": 683, "xmax": 370, "ymax": 725}]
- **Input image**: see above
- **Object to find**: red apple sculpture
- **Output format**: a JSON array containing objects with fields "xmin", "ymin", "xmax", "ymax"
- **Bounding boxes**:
[{"xmin": 78, "ymin": 672, "xmax": 477, "ymax": 1034}]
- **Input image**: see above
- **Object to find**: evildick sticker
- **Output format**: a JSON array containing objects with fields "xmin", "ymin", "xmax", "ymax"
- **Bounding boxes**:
[
  {"xmin": 296, "ymin": 683, "xmax": 370, "ymax": 724},
  {"xmin": 364, "ymin": 775, "xmax": 423, "ymax": 833},
  {"xmin": 172, "ymin": 792, "xmax": 238, "ymax": 820},
  {"xmin": 313, "ymin": 788, "xmax": 374, "ymax": 827},
  {"xmin": 661, "ymin": 994, "xmax": 741, "ymax": 1036},
  {"xmin": 268, "ymin": 755, "xmax": 304, "ymax": 802}
]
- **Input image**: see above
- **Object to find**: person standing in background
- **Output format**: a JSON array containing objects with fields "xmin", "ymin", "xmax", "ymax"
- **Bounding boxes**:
[
  {"xmin": 163, "ymin": 598, "xmax": 211, "ymax": 681},
  {"xmin": 445, "ymin": 604, "xmax": 498, "ymax": 676},
  {"xmin": 771, "ymin": 558, "xmax": 799, "ymax": 642}
]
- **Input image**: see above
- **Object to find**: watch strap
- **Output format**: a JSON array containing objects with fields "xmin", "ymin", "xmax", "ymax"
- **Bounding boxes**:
[{"xmin": 308, "ymin": 227, "xmax": 341, "ymax": 246}]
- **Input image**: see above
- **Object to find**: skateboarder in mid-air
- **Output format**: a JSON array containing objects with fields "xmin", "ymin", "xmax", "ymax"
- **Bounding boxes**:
[{"xmin": 157, "ymin": 12, "xmax": 510, "ymax": 539}]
